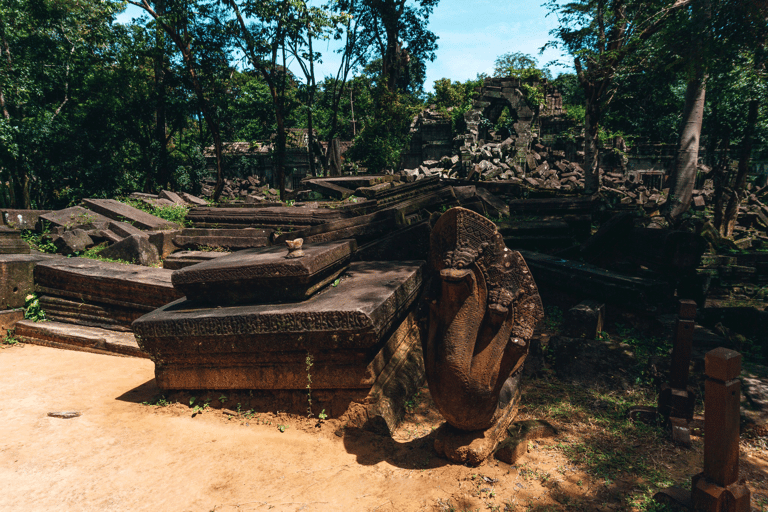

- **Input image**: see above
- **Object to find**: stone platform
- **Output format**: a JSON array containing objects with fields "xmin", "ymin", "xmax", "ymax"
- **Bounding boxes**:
[
  {"xmin": 133, "ymin": 260, "xmax": 425, "ymax": 431},
  {"xmin": 171, "ymin": 239, "xmax": 356, "ymax": 304}
]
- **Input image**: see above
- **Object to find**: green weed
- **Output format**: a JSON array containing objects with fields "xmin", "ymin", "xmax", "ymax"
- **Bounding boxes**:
[
  {"xmin": 2, "ymin": 328, "xmax": 19, "ymax": 345},
  {"xmin": 24, "ymin": 293, "xmax": 46, "ymax": 322}
]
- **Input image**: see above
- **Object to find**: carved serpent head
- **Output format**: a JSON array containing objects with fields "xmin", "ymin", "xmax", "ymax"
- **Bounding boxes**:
[{"xmin": 425, "ymin": 207, "xmax": 544, "ymax": 431}]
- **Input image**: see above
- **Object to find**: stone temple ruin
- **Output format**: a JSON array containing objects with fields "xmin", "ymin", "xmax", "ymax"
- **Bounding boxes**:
[{"xmin": 0, "ymin": 77, "xmax": 766, "ymax": 503}]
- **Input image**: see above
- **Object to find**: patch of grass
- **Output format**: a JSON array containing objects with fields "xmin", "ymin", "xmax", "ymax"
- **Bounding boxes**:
[
  {"xmin": 522, "ymin": 379, "xmax": 680, "ymax": 511},
  {"xmin": 196, "ymin": 244, "xmax": 227, "ymax": 252},
  {"xmin": 543, "ymin": 306, "xmax": 564, "ymax": 333},
  {"xmin": 121, "ymin": 197, "xmax": 191, "ymax": 227},
  {"xmin": 74, "ymin": 242, "xmax": 133, "ymax": 265},
  {"xmin": 404, "ymin": 390, "xmax": 421, "ymax": 414},
  {"xmin": 20, "ymin": 220, "xmax": 57, "ymax": 253}
]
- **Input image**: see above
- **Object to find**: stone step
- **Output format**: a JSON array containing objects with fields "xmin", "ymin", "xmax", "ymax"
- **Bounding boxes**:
[
  {"xmin": 186, "ymin": 206, "xmax": 347, "ymax": 228},
  {"xmin": 173, "ymin": 227, "xmax": 272, "ymax": 250},
  {"xmin": 163, "ymin": 250, "xmax": 230, "ymax": 270},
  {"xmin": 13, "ymin": 319, "xmax": 147, "ymax": 358},
  {"xmin": 34, "ymin": 257, "xmax": 182, "ymax": 310}
]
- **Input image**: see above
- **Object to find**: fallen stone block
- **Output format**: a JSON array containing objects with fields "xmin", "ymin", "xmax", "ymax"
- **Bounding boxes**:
[
  {"xmin": 82, "ymin": 198, "xmax": 179, "ymax": 230},
  {"xmin": 98, "ymin": 234, "xmax": 160, "ymax": 266},
  {"xmin": 147, "ymin": 230, "xmax": 181, "ymax": 259},
  {"xmin": 179, "ymin": 191, "xmax": 208, "ymax": 207},
  {"xmin": 159, "ymin": 190, "xmax": 187, "ymax": 205},
  {"xmin": 51, "ymin": 229, "xmax": 93, "ymax": 255},
  {"xmin": 1, "ymin": 209, "xmax": 52, "ymax": 230},
  {"xmin": 40, "ymin": 206, "xmax": 112, "ymax": 229},
  {"xmin": 565, "ymin": 300, "xmax": 606, "ymax": 339}
]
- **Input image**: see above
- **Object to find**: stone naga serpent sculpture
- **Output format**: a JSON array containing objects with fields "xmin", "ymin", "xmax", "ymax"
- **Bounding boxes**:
[{"xmin": 425, "ymin": 207, "xmax": 544, "ymax": 431}]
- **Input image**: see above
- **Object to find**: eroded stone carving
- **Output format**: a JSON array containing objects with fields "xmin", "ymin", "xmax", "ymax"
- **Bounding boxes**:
[{"xmin": 426, "ymin": 207, "xmax": 543, "ymax": 431}]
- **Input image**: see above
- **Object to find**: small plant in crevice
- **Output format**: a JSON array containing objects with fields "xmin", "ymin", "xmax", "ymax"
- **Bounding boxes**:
[
  {"xmin": 24, "ymin": 293, "xmax": 46, "ymax": 322},
  {"xmin": 306, "ymin": 352, "xmax": 314, "ymax": 417},
  {"xmin": 142, "ymin": 394, "xmax": 170, "ymax": 407}
]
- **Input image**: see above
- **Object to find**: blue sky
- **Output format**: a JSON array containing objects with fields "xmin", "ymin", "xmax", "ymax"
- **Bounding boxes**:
[{"xmin": 116, "ymin": 0, "xmax": 572, "ymax": 93}]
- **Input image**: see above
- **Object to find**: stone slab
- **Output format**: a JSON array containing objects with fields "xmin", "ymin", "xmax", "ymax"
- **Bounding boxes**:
[
  {"xmin": 1, "ymin": 210, "xmax": 52, "ymax": 230},
  {"xmin": 171, "ymin": 239, "xmax": 357, "ymax": 304},
  {"xmin": 133, "ymin": 261, "xmax": 425, "ymax": 390},
  {"xmin": 0, "ymin": 226, "xmax": 30, "ymax": 254},
  {"xmin": 14, "ymin": 319, "xmax": 146, "ymax": 358},
  {"xmin": 273, "ymin": 210, "xmax": 403, "ymax": 246},
  {"xmin": 34, "ymin": 257, "xmax": 182, "ymax": 310},
  {"xmin": 82, "ymin": 198, "xmax": 179, "ymax": 231},
  {"xmin": 163, "ymin": 251, "xmax": 230, "ymax": 270},
  {"xmin": 40, "ymin": 206, "xmax": 112, "ymax": 229}
]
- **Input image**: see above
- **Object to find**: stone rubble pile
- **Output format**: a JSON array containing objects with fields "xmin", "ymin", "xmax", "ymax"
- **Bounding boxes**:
[{"xmin": 199, "ymin": 176, "xmax": 283, "ymax": 203}]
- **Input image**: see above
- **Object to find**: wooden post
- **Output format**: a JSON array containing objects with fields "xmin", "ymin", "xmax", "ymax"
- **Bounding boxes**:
[
  {"xmin": 659, "ymin": 299, "xmax": 697, "ymax": 422},
  {"xmin": 691, "ymin": 347, "xmax": 751, "ymax": 512}
]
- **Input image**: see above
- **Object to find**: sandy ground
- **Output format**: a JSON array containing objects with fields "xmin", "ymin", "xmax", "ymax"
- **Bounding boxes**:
[{"xmin": 1, "ymin": 343, "xmax": 766, "ymax": 512}]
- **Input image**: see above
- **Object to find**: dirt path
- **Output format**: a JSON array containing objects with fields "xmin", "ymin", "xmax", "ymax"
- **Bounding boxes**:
[{"xmin": 2, "ymin": 344, "xmax": 766, "ymax": 512}]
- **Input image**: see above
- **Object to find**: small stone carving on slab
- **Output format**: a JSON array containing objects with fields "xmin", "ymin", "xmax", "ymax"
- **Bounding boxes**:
[{"xmin": 425, "ymin": 207, "xmax": 543, "ymax": 463}]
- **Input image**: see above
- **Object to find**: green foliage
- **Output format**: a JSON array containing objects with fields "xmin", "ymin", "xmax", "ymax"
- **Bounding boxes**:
[
  {"xmin": 122, "ymin": 198, "xmax": 190, "ymax": 227},
  {"xmin": 305, "ymin": 352, "xmax": 314, "ymax": 417},
  {"xmin": 142, "ymin": 394, "xmax": 170, "ymax": 407},
  {"xmin": 74, "ymin": 242, "xmax": 132, "ymax": 265},
  {"xmin": 493, "ymin": 51, "xmax": 551, "ymax": 81},
  {"xmin": 24, "ymin": 293, "xmax": 46, "ymax": 322},
  {"xmin": 429, "ymin": 76, "xmax": 483, "ymax": 133},
  {"xmin": 20, "ymin": 229, "xmax": 57, "ymax": 254},
  {"xmin": 3, "ymin": 328, "xmax": 19, "ymax": 345},
  {"xmin": 346, "ymin": 87, "xmax": 418, "ymax": 172},
  {"xmin": 543, "ymin": 306, "xmax": 564, "ymax": 333}
]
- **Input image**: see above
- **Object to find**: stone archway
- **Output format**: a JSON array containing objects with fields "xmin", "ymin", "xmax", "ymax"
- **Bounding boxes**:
[{"xmin": 462, "ymin": 77, "xmax": 537, "ymax": 150}]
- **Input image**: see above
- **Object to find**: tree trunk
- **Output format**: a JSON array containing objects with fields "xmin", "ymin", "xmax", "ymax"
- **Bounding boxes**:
[
  {"xmin": 722, "ymin": 96, "xmax": 759, "ymax": 237},
  {"xmin": 306, "ymin": 29, "xmax": 317, "ymax": 178},
  {"xmin": 153, "ymin": 0, "xmax": 168, "ymax": 191},
  {"xmin": 711, "ymin": 138, "xmax": 731, "ymax": 233},
  {"xmin": 583, "ymin": 95, "xmax": 600, "ymax": 194},
  {"xmin": 327, "ymin": 138, "xmax": 342, "ymax": 176},
  {"xmin": 666, "ymin": 73, "xmax": 707, "ymax": 225}
]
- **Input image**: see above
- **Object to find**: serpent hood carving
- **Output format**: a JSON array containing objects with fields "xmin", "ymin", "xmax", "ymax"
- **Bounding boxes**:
[{"xmin": 425, "ymin": 207, "xmax": 544, "ymax": 431}]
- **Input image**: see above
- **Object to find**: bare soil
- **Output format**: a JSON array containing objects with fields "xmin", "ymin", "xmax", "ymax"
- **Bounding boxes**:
[{"xmin": 1, "ymin": 343, "xmax": 767, "ymax": 512}]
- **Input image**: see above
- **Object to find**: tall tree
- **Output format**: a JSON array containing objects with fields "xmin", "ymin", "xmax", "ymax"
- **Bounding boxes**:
[
  {"xmin": 0, "ymin": 0, "xmax": 118, "ymax": 207},
  {"xmin": 358, "ymin": 0, "xmax": 438, "ymax": 93},
  {"xmin": 545, "ymin": 0, "xmax": 693, "ymax": 194},
  {"xmin": 128, "ymin": 0, "xmax": 232, "ymax": 201}
]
